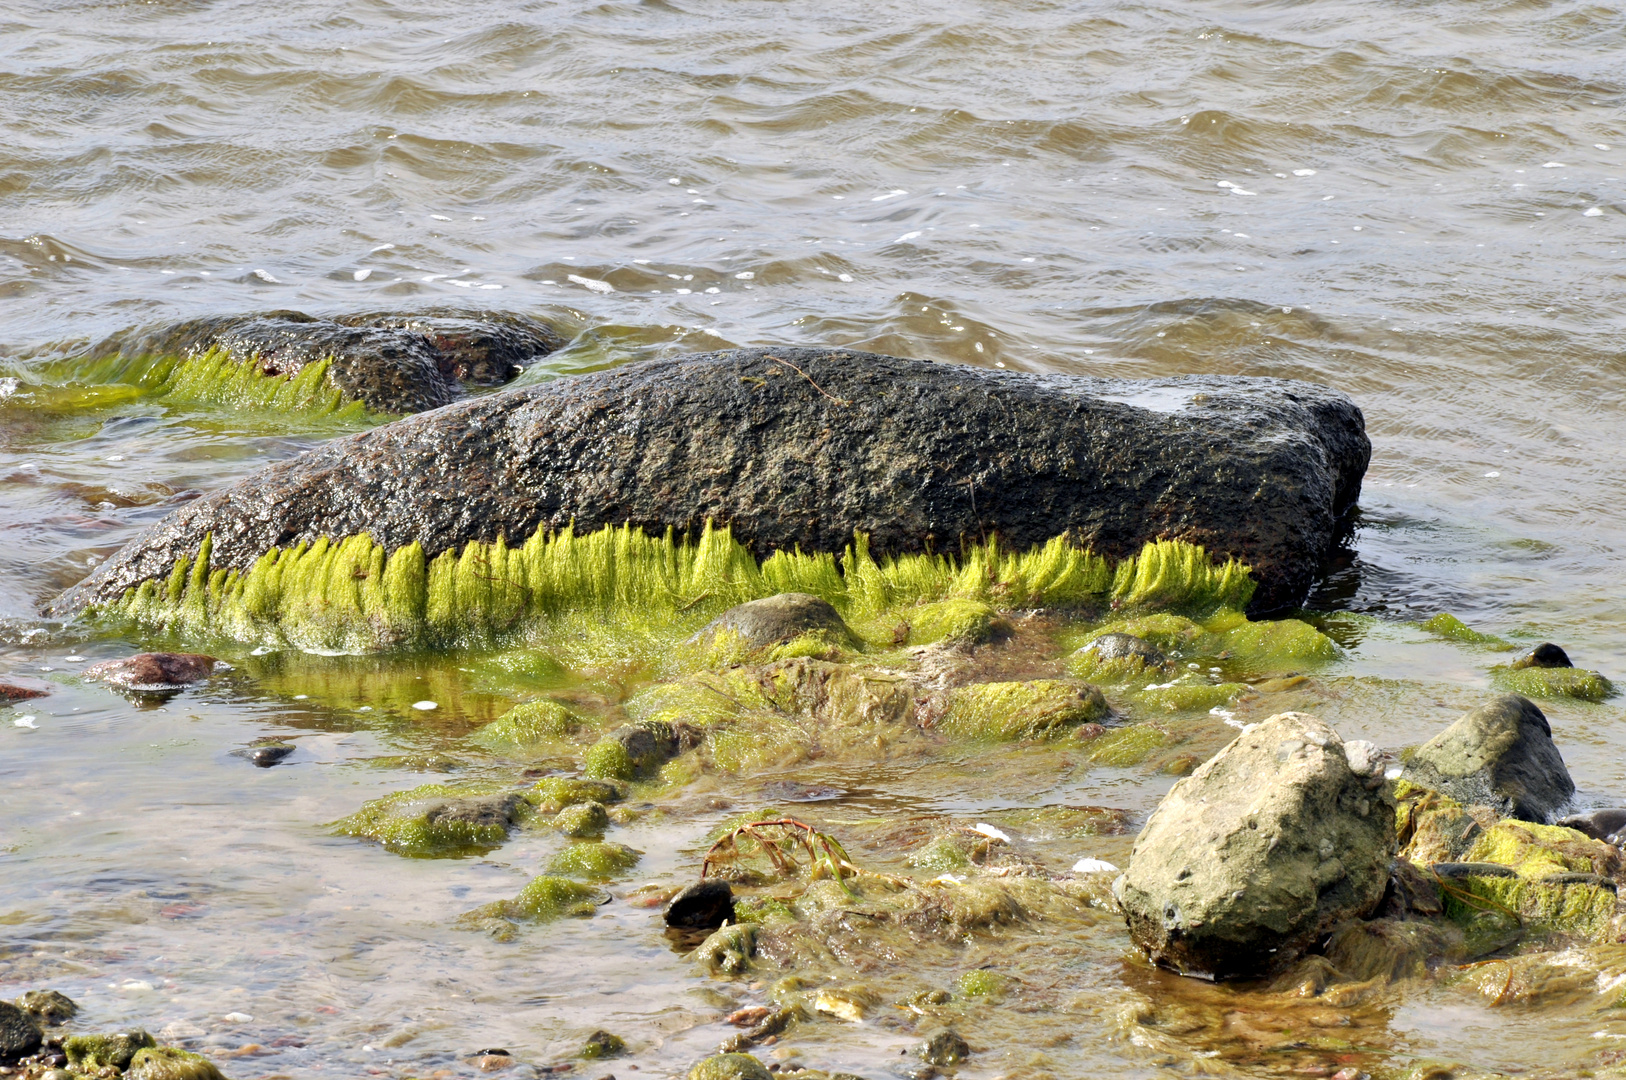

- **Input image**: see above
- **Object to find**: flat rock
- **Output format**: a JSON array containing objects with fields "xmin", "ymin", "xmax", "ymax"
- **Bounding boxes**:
[
  {"xmin": 1117, "ymin": 711, "xmax": 1395, "ymax": 980},
  {"xmin": 1402, "ymin": 694, "xmax": 1574, "ymax": 822},
  {"xmin": 96, "ymin": 308, "xmax": 565, "ymax": 414},
  {"xmin": 82, "ymin": 652, "xmax": 219, "ymax": 690},
  {"xmin": 694, "ymin": 593, "xmax": 854, "ymax": 649},
  {"xmin": 50, "ymin": 347, "xmax": 1369, "ymax": 618}
]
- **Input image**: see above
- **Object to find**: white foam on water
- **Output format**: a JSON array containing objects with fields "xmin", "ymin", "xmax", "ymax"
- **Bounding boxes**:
[
  {"xmin": 13, "ymin": 716, "xmax": 37, "ymax": 728},
  {"xmin": 733, "ymin": 271, "xmax": 754, "ymax": 279},
  {"xmin": 252, "ymin": 268, "xmax": 280, "ymax": 282},
  {"xmin": 1584, "ymin": 207, "xmax": 1604, "ymax": 216},
  {"xmin": 872, "ymin": 189, "xmax": 907, "ymax": 201},
  {"xmin": 894, "ymin": 230, "xmax": 921, "ymax": 242},
  {"xmin": 971, "ymin": 823, "xmax": 1011, "ymax": 842},
  {"xmin": 567, "ymin": 274, "xmax": 614, "ymax": 294},
  {"xmin": 1293, "ymin": 168, "xmax": 1317, "ymax": 176},
  {"xmin": 430, "ymin": 214, "xmax": 450, "ymax": 221}
]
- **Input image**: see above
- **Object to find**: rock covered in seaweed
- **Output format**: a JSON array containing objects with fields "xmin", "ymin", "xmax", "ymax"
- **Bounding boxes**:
[
  {"xmin": 1402, "ymin": 694, "xmax": 1574, "ymax": 823},
  {"xmin": 1117, "ymin": 711, "xmax": 1395, "ymax": 980},
  {"xmin": 51, "ymin": 347, "xmax": 1368, "ymax": 619}
]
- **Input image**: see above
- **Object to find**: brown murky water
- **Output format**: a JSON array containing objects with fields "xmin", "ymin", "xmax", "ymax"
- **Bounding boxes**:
[{"xmin": 2, "ymin": 2, "xmax": 1625, "ymax": 1077}]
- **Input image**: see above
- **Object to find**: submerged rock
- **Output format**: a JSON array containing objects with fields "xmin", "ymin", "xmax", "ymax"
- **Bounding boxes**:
[
  {"xmin": 83, "ymin": 652, "xmax": 219, "ymax": 690},
  {"xmin": 1402, "ymin": 695, "xmax": 1574, "ymax": 822},
  {"xmin": 127, "ymin": 1046, "xmax": 227, "ymax": 1080},
  {"xmin": 1117, "ymin": 711, "xmax": 1395, "ymax": 980},
  {"xmin": 695, "ymin": 593, "xmax": 855, "ymax": 650},
  {"xmin": 0, "ymin": 1001, "xmax": 42, "ymax": 1062},
  {"xmin": 1511, "ymin": 643, "xmax": 1572, "ymax": 669},
  {"xmin": 686, "ymin": 1052, "xmax": 772, "ymax": 1080},
  {"xmin": 333, "ymin": 784, "xmax": 529, "ymax": 856},
  {"xmin": 664, "ymin": 879, "xmax": 734, "ymax": 930},
  {"xmin": 918, "ymin": 1030, "xmax": 971, "ymax": 1066},
  {"xmin": 15, "ymin": 990, "xmax": 76, "ymax": 1026},
  {"xmin": 0, "ymin": 677, "xmax": 51, "ymax": 702},
  {"xmin": 1083, "ymin": 632, "xmax": 1166, "ymax": 666},
  {"xmin": 53, "ymin": 347, "xmax": 1369, "ymax": 619},
  {"xmin": 97, "ymin": 308, "xmax": 564, "ymax": 414}
]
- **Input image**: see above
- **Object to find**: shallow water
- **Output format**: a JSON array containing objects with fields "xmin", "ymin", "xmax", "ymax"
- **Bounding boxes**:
[{"xmin": 2, "ymin": 1, "xmax": 1625, "ymax": 1077}]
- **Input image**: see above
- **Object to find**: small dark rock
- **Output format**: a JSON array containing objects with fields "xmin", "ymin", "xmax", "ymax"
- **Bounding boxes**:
[
  {"xmin": 83, "ymin": 652, "xmax": 219, "ymax": 691},
  {"xmin": 918, "ymin": 1030, "xmax": 970, "ymax": 1066},
  {"xmin": 427, "ymin": 793, "xmax": 528, "ymax": 830},
  {"xmin": 1378, "ymin": 859, "xmax": 1444, "ymax": 918},
  {"xmin": 1402, "ymin": 694, "xmax": 1574, "ymax": 823},
  {"xmin": 1084, "ymin": 633, "xmax": 1166, "ymax": 666},
  {"xmin": 580, "ymin": 1031, "xmax": 625, "ymax": 1059},
  {"xmin": 15, "ymin": 991, "xmax": 76, "ymax": 1026},
  {"xmin": 1558, "ymin": 808, "xmax": 1626, "ymax": 844},
  {"xmin": 1511, "ymin": 643, "xmax": 1573, "ymax": 670},
  {"xmin": 664, "ymin": 879, "xmax": 734, "ymax": 930},
  {"xmin": 231, "ymin": 744, "xmax": 295, "ymax": 767},
  {"xmin": 694, "ymin": 593, "xmax": 854, "ymax": 650},
  {"xmin": 0, "ymin": 1001, "xmax": 42, "ymax": 1063}
]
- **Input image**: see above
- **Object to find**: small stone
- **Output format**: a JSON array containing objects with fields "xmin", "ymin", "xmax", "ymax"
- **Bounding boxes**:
[
  {"xmin": 64, "ymin": 1030, "xmax": 157, "ymax": 1072},
  {"xmin": 0, "ymin": 678, "xmax": 51, "ymax": 702},
  {"xmin": 664, "ymin": 879, "xmax": 734, "ymax": 930},
  {"xmin": 1403, "ymin": 694, "xmax": 1574, "ymax": 822},
  {"xmin": 16, "ymin": 990, "xmax": 77, "ymax": 1026},
  {"xmin": 554, "ymin": 801, "xmax": 610, "ymax": 839},
  {"xmin": 1510, "ymin": 643, "xmax": 1572, "ymax": 670},
  {"xmin": 0, "ymin": 1001, "xmax": 42, "ymax": 1063},
  {"xmin": 685, "ymin": 1052, "xmax": 772, "ymax": 1080},
  {"xmin": 1085, "ymin": 633, "xmax": 1166, "ymax": 666},
  {"xmin": 918, "ymin": 1030, "xmax": 970, "ymax": 1066},
  {"xmin": 694, "ymin": 593, "xmax": 854, "ymax": 650},
  {"xmin": 472, "ymin": 1049, "xmax": 514, "ymax": 1072},
  {"xmin": 580, "ymin": 1031, "xmax": 625, "ymax": 1059},
  {"xmin": 83, "ymin": 653, "xmax": 219, "ymax": 691},
  {"xmin": 244, "ymin": 745, "xmax": 295, "ymax": 767}
]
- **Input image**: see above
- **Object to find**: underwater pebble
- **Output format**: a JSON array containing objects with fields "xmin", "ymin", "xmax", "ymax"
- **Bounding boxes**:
[
  {"xmin": 411, "ymin": 700, "xmax": 438, "ymax": 710},
  {"xmin": 221, "ymin": 1013, "xmax": 252, "ymax": 1023}
]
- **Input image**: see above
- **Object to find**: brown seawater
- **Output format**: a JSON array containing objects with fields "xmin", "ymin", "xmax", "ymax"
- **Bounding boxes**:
[{"xmin": 2, "ymin": 1, "xmax": 1625, "ymax": 1077}]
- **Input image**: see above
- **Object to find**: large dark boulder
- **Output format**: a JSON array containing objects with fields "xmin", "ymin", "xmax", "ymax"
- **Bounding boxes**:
[
  {"xmin": 94, "ymin": 308, "xmax": 565, "ymax": 413},
  {"xmin": 1402, "ymin": 694, "xmax": 1574, "ymax": 823},
  {"xmin": 49, "ymin": 347, "xmax": 1368, "ymax": 617}
]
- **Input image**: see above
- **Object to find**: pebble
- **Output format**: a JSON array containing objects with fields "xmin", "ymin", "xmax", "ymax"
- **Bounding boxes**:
[{"xmin": 663, "ymin": 880, "xmax": 734, "ymax": 930}]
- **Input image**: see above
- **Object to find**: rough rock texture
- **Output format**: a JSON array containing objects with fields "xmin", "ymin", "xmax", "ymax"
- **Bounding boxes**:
[
  {"xmin": 51, "ymin": 347, "xmax": 1369, "ymax": 618},
  {"xmin": 1083, "ymin": 633, "xmax": 1166, "ymax": 666},
  {"xmin": 82, "ymin": 652, "xmax": 218, "ymax": 690},
  {"xmin": 0, "ymin": 677, "xmax": 51, "ymax": 702},
  {"xmin": 16, "ymin": 990, "xmax": 77, "ymax": 1026},
  {"xmin": 98, "ymin": 308, "xmax": 565, "ymax": 413},
  {"xmin": 0, "ymin": 1001, "xmax": 42, "ymax": 1063},
  {"xmin": 665, "ymin": 879, "xmax": 735, "ymax": 930},
  {"xmin": 1117, "ymin": 711, "xmax": 1395, "ymax": 980},
  {"xmin": 694, "ymin": 593, "xmax": 855, "ymax": 649},
  {"xmin": 1403, "ymin": 695, "xmax": 1574, "ymax": 823}
]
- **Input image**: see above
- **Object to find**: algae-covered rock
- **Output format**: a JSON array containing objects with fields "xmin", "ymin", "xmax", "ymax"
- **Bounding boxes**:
[
  {"xmin": 1083, "ymin": 632, "xmax": 1166, "ymax": 666},
  {"xmin": 695, "ymin": 923, "xmax": 756, "ymax": 974},
  {"xmin": 908, "ymin": 836, "xmax": 974, "ymax": 873},
  {"xmin": 333, "ymin": 784, "xmax": 528, "ymax": 856},
  {"xmin": 0, "ymin": 1001, "xmax": 42, "ymax": 1062},
  {"xmin": 65, "ymin": 1029, "xmax": 157, "ymax": 1071},
  {"xmin": 906, "ymin": 599, "xmax": 1009, "ymax": 647},
  {"xmin": 687, "ymin": 1052, "xmax": 772, "ymax": 1080},
  {"xmin": 694, "ymin": 593, "xmax": 855, "ymax": 650},
  {"xmin": 1322, "ymin": 918, "xmax": 1464, "ymax": 982},
  {"xmin": 459, "ymin": 875, "xmax": 606, "ymax": 937},
  {"xmin": 919, "ymin": 1030, "xmax": 971, "ymax": 1066},
  {"xmin": 1490, "ymin": 664, "xmax": 1614, "ymax": 703},
  {"xmin": 580, "ymin": 1030, "xmax": 626, "ymax": 1059},
  {"xmin": 548, "ymin": 841, "xmax": 641, "ymax": 879},
  {"xmin": 937, "ymin": 679, "xmax": 1108, "ymax": 740},
  {"xmin": 56, "ymin": 347, "xmax": 1370, "ymax": 621},
  {"xmin": 529, "ymin": 776, "xmax": 626, "ymax": 813},
  {"xmin": 1421, "ymin": 613, "xmax": 1509, "ymax": 647},
  {"xmin": 583, "ymin": 723, "xmax": 679, "ymax": 780},
  {"xmin": 1118, "ymin": 711, "xmax": 1395, "ymax": 980},
  {"xmin": 1087, "ymin": 722, "xmax": 1173, "ymax": 766},
  {"xmin": 470, "ymin": 700, "xmax": 577, "ymax": 750},
  {"xmin": 127, "ymin": 1045, "xmax": 229, "ymax": 1080},
  {"xmin": 553, "ymin": 801, "xmax": 610, "ymax": 839},
  {"xmin": 1440, "ymin": 819, "xmax": 1622, "ymax": 940},
  {"xmin": 1207, "ymin": 611, "xmax": 1340, "ymax": 670},
  {"xmin": 1402, "ymin": 695, "xmax": 1574, "ymax": 822},
  {"xmin": 15, "ymin": 990, "xmax": 76, "ymax": 1026}
]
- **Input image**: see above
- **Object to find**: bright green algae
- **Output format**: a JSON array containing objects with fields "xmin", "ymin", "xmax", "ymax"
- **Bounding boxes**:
[
  {"xmin": 98, "ymin": 524, "xmax": 1257, "ymax": 653},
  {"xmin": 331, "ymin": 782, "xmax": 527, "ymax": 857},
  {"xmin": 42, "ymin": 347, "xmax": 375, "ymax": 419}
]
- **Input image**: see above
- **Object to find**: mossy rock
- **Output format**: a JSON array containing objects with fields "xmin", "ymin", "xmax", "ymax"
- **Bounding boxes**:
[
  {"xmin": 905, "ymin": 599, "xmax": 1009, "ymax": 647},
  {"xmin": 529, "ymin": 776, "xmax": 626, "ymax": 813},
  {"xmin": 1086, "ymin": 614, "xmax": 1214, "ymax": 654},
  {"xmin": 65, "ymin": 1030, "xmax": 157, "ymax": 1071},
  {"xmin": 1489, "ymin": 664, "xmax": 1614, "ymax": 703},
  {"xmin": 1207, "ymin": 611, "xmax": 1340, "ymax": 671},
  {"xmin": 128, "ymin": 1046, "xmax": 228, "ymax": 1080},
  {"xmin": 1067, "ymin": 649, "xmax": 1158, "ymax": 684},
  {"xmin": 548, "ymin": 841, "xmax": 641, "ymax": 879},
  {"xmin": 731, "ymin": 895, "xmax": 798, "ymax": 925},
  {"xmin": 1087, "ymin": 723, "xmax": 1172, "ymax": 766},
  {"xmin": 1421, "ymin": 612, "xmax": 1511, "ymax": 648},
  {"xmin": 1136, "ymin": 680, "xmax": 1251, "ymax": 713},
  {"xmin": 956, "ymin": 969, "xmax": 1006, "ymax": 997},
  {"xmin": 706, "ymin": 716, "xmax": 810, "ymax": 774},
  {"xmin": 937, "ymin": 679, "xmax": 1108, "ymax": 740},
  {"xmin": 469, "ymin": 700, "xmax": 577, "ymax": 750},
  {"xmin": 458, "ymin": 875, "xmax": 607, "ymax": 938},
  {"xmin": 907, "ymin": 836, "xmax": 974, "ymax": 872},
  {"xmin": 1440, "ymin": 820, "xmax": 1622, "ymax": 940},
  {"xmin": 687, "ymin": 1052, "xmax": 772, "ymax": 1080},
  {"xmin": 554, "ymin": 801, "xmax": 610, "ymax": 839},
  {"xmin": 332, "ymin": 784, "xmax": 526, "ymax": 857},
  {"xmin": 579, "ymin": 1030, "xmax": 626, "ymax": 1060},
  {"xmin": 582, "ymin": 736, "xmax": 635, "ymax": 780},
  {"xmin": 695, "ymin": 923, "xmax": 756, "ymax": 974}
]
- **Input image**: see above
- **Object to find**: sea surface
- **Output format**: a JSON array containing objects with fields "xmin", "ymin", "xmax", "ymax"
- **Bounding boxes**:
[{"xmin": 1, "ymin": 1, "xmax": 1624, "ymax": 1077}]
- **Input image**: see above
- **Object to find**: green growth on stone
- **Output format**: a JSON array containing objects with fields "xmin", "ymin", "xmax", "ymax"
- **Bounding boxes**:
[
  {"xmin": 458, "ymin": 875, "xmax": 606, "ymax": 938},
  {"xmin": 731, "ymin": 895, "xmax": 798, "ymax": 925},
  {"xmin": 937, "ymin": 680, "xmax": 1109, "ymax": 741},
  {"xmin": 1137, "ymin": 681, "xmax": 1252, "ymax": 713},
  {"xmin": 1489, "ymin": 665, "xmax": 1615, "ymax": 703},
  {"xmin": 548, "ymin": 841, "xmax": 642, "ymax": 879},
  {"xmin": 1439, "ymin": 820, "xmax": 1620, "ymax": 941},
  {"xmin": 529, "ymin": 777, "xmax": 625, "ymax": 813},
  {"xmin": 553, "ymin": 801, "xmax": 609, "ymax": 839},
  {"xmin": 100, "ymin": 522, "xmax": 1256, "ymax": 653},
  {"xmin": 580, "ymin": 1030, "xmax": 626, "ymax": 1060},
  {"xmin": 1422, "ymin": 612, "xmax": 1511, "ymax": 648},
  {"xmin": 582, "ymin": 737, "xmax": 635, "ymax": 781},
  {"xmin": 65, "ymin": 1030, "xmax": 157, "ymax": 1071},
  {"xmin": 1087, "ymin": 723, "xmax": 1173, "ymax": 767},
  {"xmin": 469, "ymin": 700, "xmax": 578, "ymax": 750},
  {"xmin": 904, "ymin": 599, "xmax": 1008, "ymax": 646},
  {"xmin": 956, "ymin": 969, "xmax": 1006, "ymax": 998},
  {"xmin": 128, "ymin": 1045, "xmax": 229, "ymax": 1080},
  {"xmin": 60, "ymin": 347, "xmax": 374, "ymax": 420},
  {"xmin": 907, "ymin": 836, "xmax": 974, "ymax": 873},
  {"xmin": 686, "ymin": 1052, "xmax": 772, "ymax": 1080},
  {"xmin": 1206, "ymin": 611, "xmax": 1340, "ymax": 671},
  {"xmin": 331, "ymin": 783, "xmax": 521, "ymax": 857}
]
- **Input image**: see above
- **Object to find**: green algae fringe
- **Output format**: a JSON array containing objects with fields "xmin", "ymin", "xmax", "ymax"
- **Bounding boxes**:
[
  {"xmin": 62, "ymin": 348, "xmax": 373, "ymax": 419},
  {"xmin": 103, "ymin": 523, "xmax": 1256, "ymax": 653}
]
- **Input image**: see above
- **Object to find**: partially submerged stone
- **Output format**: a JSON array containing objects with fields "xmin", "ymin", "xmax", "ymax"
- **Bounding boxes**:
[
  {"xmin": 127, "ymin": 1046, "xmax": 228, "ymax": 1080},
  {"xmin": 1490, "ymin": 664, "xmax": 1614, "ymax": 703},
  {"xmin": 553, "ymin": 800, "xmax": 609, "ymax": 839},
  {"xmin": 695, "ymin": 923, "xmax": 756, "ymax": 974},
  {"xmin": 579, "ymin": 1030, "xmax": 626, "ymax": 1060},
  {"xmin": 1117, "ymin": 712, "xmax": 1395, "ymax": 980},
  {"xmin": 1402, "ymin": 695, "xmax": 1575, "ymax": 822},
  {"xmin": 333, "ymin": 784, "xmax": 528, "ymax": 856},
  {"xmin": 1421, "ymin": 613, "xmax": 1510, "ymax": 648},
  {"xmin": 54, "ymin": 347, "xmax": 1369, "ymax": 621},
  {"xmin": 0, "ymin": 1001, "xmax": 42, "ymax": 1063},
  {"xmin": 665, "ymin": 879, "xmax": 734, "ymax": 930},
  {"xmin": 83, "ymin": 651, "xmax": 219, "ymax": 690},
  {"xmin": 529, "ymin": 776, "xmax": 625, "ymax": 813},
  {"xmin": 694, "ymin": 593, "xmax": 854, "ymax": 651},
  {"xmin": 1512, "ymin": 642, "xmax": 1573, "ymax": 669},
  {"xmin": 686, "ymin": 1052, "xmax": 772, "ymax": 1080},
  {"xmin": 936, "ymin": 679, "xmax": 1108, "ymax": 741},
  {"xmin": 459, "ymin": 875, "xmax": 606, "ymax": 937},
  {"xmin": 905, "ymin": 598, "xmax": 1009, "ymax": 647},
  {"xmin": 547, "ymin": 841, "xmax": 641, "ymax": 879},
  {"xmin": 470, "ymin": 699, "xmax": 578, "ymax": 750},
  {"xmin": 64, "ymin": 1030, "xmax": 157, "ymax": 1071},
  {"xmin": 0, "ymin": 677, "xmax": 51, "ymax": 703},
  {"xmin": 15, "ymin": 990, "xmax": 76, "ymax": 1026},
  {"xmin": 1083, "ymin": 632, "xmax": 1166, "ymax": 666}
]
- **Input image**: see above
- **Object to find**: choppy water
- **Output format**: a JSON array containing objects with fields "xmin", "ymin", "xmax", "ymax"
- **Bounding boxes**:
[{"xmin": 2, "ymin": 2, "xmax": 1625, "ymax": 1077}]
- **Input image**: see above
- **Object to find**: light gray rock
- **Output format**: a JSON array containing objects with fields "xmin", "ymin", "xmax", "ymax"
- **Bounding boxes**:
[
  {"xmin": 1117, "ymin": 711, "xmax": 1395, "ymax": 980},
  {"xmin": 1402, "ymin": 694, "xmax": 1573, "ymax": 823},
  {"xmin": 693, "ymin": 593, "xmax": 854, "ymax": 650}
]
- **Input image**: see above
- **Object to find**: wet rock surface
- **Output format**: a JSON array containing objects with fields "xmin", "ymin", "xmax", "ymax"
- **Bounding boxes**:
[
  {"xmin": 0, "ymin": 1002, "xmax": 42, "ymax": 1063},
  {"xmin": 53, "ymin": 347, "xmax": 1369, "ymax": 618},
  {"xmin": 694, "ymin": 593, "xmax": 855, "ymax": 650},
  {"xmin": 664, "ymin": 879, "xmax": 734, "ymax": 930},
  {"xmin": 1117, "ymin": 711, "xmax": 1395, "ymax": 980},
  {"xmin": 0, "ymin": 677, "xmax": 51, "ymax": 702},
  {"xmin": 1082, "ymin": 632, "xmax": 1166, "ymax": 666},
  {"xmin": 1558, "ymin": 808, "xmax": 1626, "ymax": 844},
  {"xmin": 1511, "ymin": 642, "xmax": 1573, "ymax": 669},
  {"xmin": 95, "ymin": 308, "xmax": 564, "ymax": 414},
  {"xmin": 82, "ymin": 652, "xmax": 219, "ymax": 690},
  {"xmin": 1402, "ymin": 694, "xmax": 1574, "ymax": 823}
]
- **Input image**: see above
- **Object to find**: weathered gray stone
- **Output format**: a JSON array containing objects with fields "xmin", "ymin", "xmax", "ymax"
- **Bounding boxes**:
[
  {"xmin": 1083, "ymin": 633, "xmax": 1166, "ymax": 666},
  {"xmin": 1402, "ymin": 695, "xmax": 1574, "ymax": 823},
  {"xmin": 694, "ymin": 593, "xmax": 854, "ymax": 650},
  {"xmin": 50, "ymin": 348, "xmax": 1368, "ymax": 618},
  {"xmin": 1117, "ymin": 711, "xmax": 1395, "ymax": 980}
]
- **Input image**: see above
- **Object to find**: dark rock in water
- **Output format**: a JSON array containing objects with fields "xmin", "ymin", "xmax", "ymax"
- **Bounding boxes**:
[
  {"xmin": 0, "ymin": 1001, "xmax": 43, "ymax": 1063},
  {"xmin": 1511, "ymin": 642, "xmax": 1573, "ymax": 670},
  {"xmin": 82, "ymin": 652, "xmax": 219, "ymax": 690},
  {"xmin": 1558, "ymin": 808, "xmax": 1626, "ymax": 844},
  {"xmin": 580, "ymin": 1030, "xmax": 626, "ymax": 1059},
  {"xmin": 51, "ymin": 348, "xmax": 1369, "ymax": 618},
  {"xmin": 1402, "ymin": 694, "xmax": 1574, "ymax": 823},
  {"xmin": 0, "ymin": 677, "xmax": 51, "ymax": 702},
  {"xmin": 98, "ymin": 309, "xmax": 564, "ymax": 414},
  {"xmin": 694, "ymin": 593, "xmax": 854, "ymax": 650},
  {"xmin": 16, "ymin": 990, "xmax": 77, "ymax": 1026},
  {"xmin": 918, "ymin": 1030, "xmax": 971, "ymax": 1066},
  {"xmin": 663, "ymin": 879, "xmax": 734, "ymax": 930},
  {"xmin": 235, "ymin": 744, "xmax": 295, "ymax": 768},
  {"xmin": 427, "ymin": 792, "xmax": 528, "ymax": 831},
  {"xmin": 1083, "ymin": 633, "xmax": 1166, "ymax": 666},
  {"xmin": 1117, "ymin": 711, "xmax": 1395, "ymax": 981}
]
